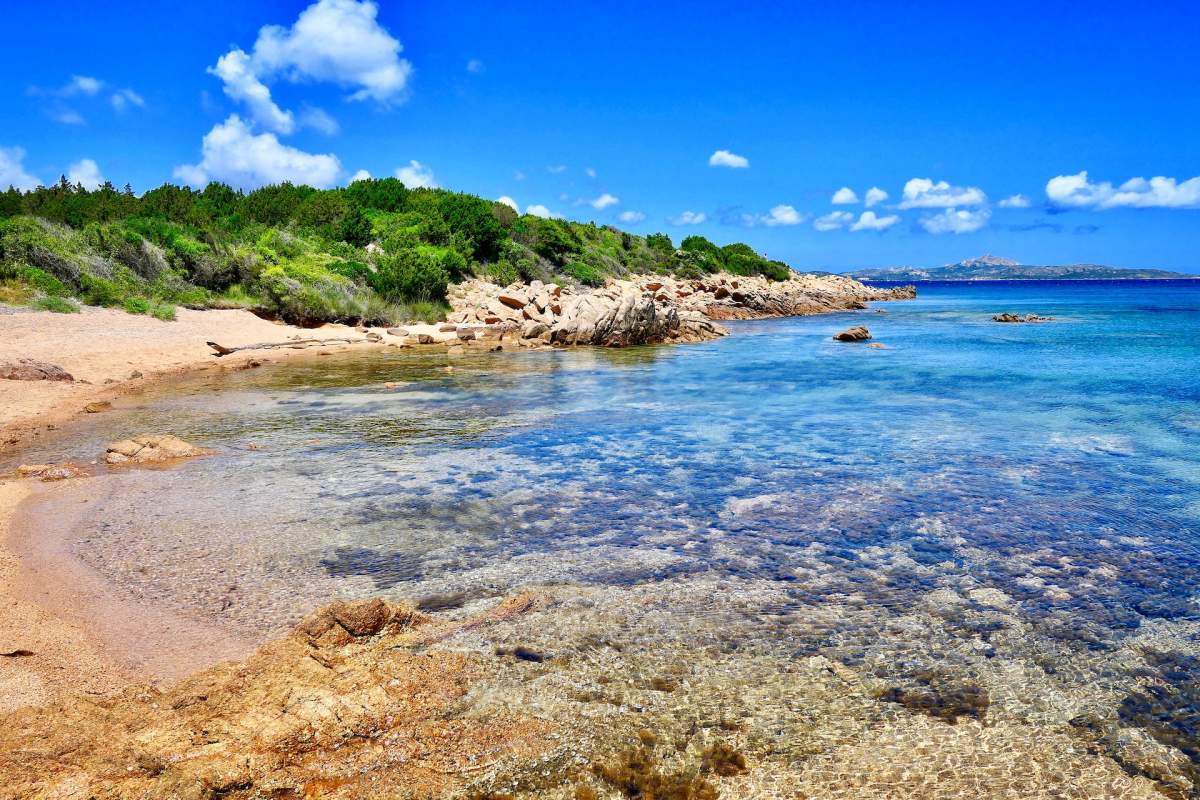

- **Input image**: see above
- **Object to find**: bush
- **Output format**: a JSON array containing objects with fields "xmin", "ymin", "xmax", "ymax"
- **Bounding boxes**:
[
  {"xmin": 565, "ymin": 259, "xmax": 605, "ymax": 287},
  {"xmin": 150, "ymin": 302, "xmax": 176, "ymax": 321},
  {"xmin": 32, "ymin": 295, "xmax": 79, "ymax": 313},
  {"xmin": 123, "ymin": 296, "xmax": 151, "ymax": 315},
  {"xmin": 370, "ymin": 248, "xmax": 449, "ymax": 302}
]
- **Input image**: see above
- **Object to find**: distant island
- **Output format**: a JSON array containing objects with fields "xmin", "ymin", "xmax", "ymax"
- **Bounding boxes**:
[{"xmin": 850, "ymin": 254, "xmax": 1195, "ymax": 281}]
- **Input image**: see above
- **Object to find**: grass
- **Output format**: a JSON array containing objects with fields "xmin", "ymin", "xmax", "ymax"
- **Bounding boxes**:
[{"xmin": 32, "ymin": 295, "xmax": 79, "ymax": 313}]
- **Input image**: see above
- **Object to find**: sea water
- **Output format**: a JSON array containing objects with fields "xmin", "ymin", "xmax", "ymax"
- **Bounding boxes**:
[{"xmin": 10, "ymin": 279, "xmax": 1200, "ymax": 791}]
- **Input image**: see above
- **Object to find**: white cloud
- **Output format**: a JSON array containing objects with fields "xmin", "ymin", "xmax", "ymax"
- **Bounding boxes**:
[
  {"xmin": 899, "ymin": 178, "xmax": 987, "ymax": 209},
  {"xmin": 762, "ymin": 204, "xmax": 805, "ymax": 226},
  {"xmin": 207, "ymin": 0, "xmax": 410, "ymax": 133},
  {"xmin": 864, "ymin": 186, "xmax": 888, "ymax": 208},
  {"xmin": 669, "ymin": 210, "xmax": 707, "ymax": 225},
  {"xmin": 466, "ymin": 59, "xmax": 484, "ymax": 74},
  {"xmin": 394, "ymin": 159, "xmax": 436, "ymax": 188},
  {"xmin": 1046, "ymin": 171, "xmax": 1200, "ymax": 210},
  {"xmin": 831, "ymin": 186, "xmax": 859, "ymax": 204},
  {"xmin": 998, "ymin": 193, "xmax": 1032, "ymax": 208},
  {"xmin": 251, "ymin": 0, "xmax": 411, "ymax": 102},
  {"xmin": 585, "ymin": 167, "xmax": 597, "ymax": 178},
  {"xmin": 849, "ymin": 210, "xmax": 899, "ymax": 232},
  {"xmin": 49, "ymin": 109, "xmax": 85, "ymax": 126},
  {"xmin": 67, "ymin": 158, "xmax": 104, "ymax": 190},
  {"xmin": 547, "ymin": 164, "xmax": 567, "ymax": 174},
  {"xmin": 514, "ymin": 170, "xmax": 526, "ymax": 181},
  {"xmin": 708, "ymin": 150, "xmax": 749, "ymax": 169},
  {"xmin": 173, "ymin": 115, "xmax": 341, "ymax": 189},
  {"xmin": 350, "ymin": 169, "xmax": 372, "ymax": 182},
  {"xmin": 109, "ymin": 88, "xmax": 145, "ymax": 112},
  {"xmin": 496, "ymin": 195, "xmax": 518, "ymax": 211},
  {"xmin": 813, "ymin": 210, "xmax": 854, "ymax": 231},
  {"xmin": 0, "ymin": 146, "xmax": 41, "ymax": 190},
  {"xmin": 591, "ymin": 192, "xmax": 619, "ymax": 210},
  {"xmin": 525, "ymin": 204, "xmax": 561, "ymax": 219},
  {"xmin": 299, "ymin": 105, "xmax": 340, "ymax": 135},
  {"xmin": 919, "ymin": 207, "xmax": 991, "ymax": 234},
  {"xmin": 618, "ymin": 210, "xmax": 646, "ymax": 223},
  {"xmin": 65, "ymin": 75, "xmax": 103, "ymax": 96},
  {"xmin": 210, "ymin": 49, "xmax": 295, "ymax": 133}
]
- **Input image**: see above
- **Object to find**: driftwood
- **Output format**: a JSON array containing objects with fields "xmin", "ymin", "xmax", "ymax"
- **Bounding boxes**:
[{"xmin": 207, "ymin": 337, "xmax": 368, "ymax": 357}]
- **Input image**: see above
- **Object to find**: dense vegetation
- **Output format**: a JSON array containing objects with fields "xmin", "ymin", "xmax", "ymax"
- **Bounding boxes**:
[{"xmin": 0, "ymin": 177, "xmax": 793, "ymax": 325}]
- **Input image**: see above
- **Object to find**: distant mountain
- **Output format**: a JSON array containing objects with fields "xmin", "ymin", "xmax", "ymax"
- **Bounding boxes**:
[{"xmin": 849, "ymin": 255, "xmax": 1194, "ymax": 281}]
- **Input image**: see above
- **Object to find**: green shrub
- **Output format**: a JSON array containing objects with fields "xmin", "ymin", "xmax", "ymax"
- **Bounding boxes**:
[
  {"xmin": 484, "ymin": 259, "xmax": 520, "ymax": 287},
  {"xmin": 19, "ymin": 266, "xmax": 70, "ymax": 296},
  {"xmin": 33, "ymin": 295, "xmax": 79, "ymax": 313},
  {"xmin": 565, "ymin": 259, "xmax": 605, "ymax": 287},
  {"xmin": 123, "ymin": 296, "xmax": 151, "ymax": 315},
  {"xmin": 369, "ymin": 248, "xmax": 449, "ymax": 302},
  {"xmin": 150, "ymin": 302, "xmax": 176, "ymax": 321}
]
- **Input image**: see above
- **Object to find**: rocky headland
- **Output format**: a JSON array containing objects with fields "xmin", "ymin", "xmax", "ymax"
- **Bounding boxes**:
[{"xmin": 445, "ymin": 272, "xmax": 915, "ymax": 347}]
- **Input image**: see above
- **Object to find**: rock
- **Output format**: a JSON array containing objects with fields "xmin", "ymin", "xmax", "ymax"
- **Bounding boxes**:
[
  {"xmin": 84, "ymin": 401, "xmax": 112, "ymax": 413},
  {"xmin": 833, "ymin": 326, "xmax": 872, "ymax": 342},
  {"xmin": 456, "ymin": 328, "xmax": 476, "ymax": 341},
  {"xmin": 416, "ymin": 333, "xmax": 435, "ymax": 345},
  {"xmin": 0, "ymin": 359, "xmax": 73, "ymax": 382},
  {"xmin": 521, "ymin": 320, "xmax": 550, "ymax": 339},
  {"xmin": 497, "ymin": 293, "xmax": 527, "ymax": 309},
  {"xmin": 386, "ymin": 327, "xmax": 409, "ymax": 337},
  {"xmin": 16, "ymin": 464, "xmax": 85, "ymax": 481},
  {"xmin": 383, "ymin": 382, "xmax": 397, "ymax": 389},
  {"xmin": 105, "ymin": 435, "xmax": 211, "ymax": 465},
  {"xmin": 437, "ymin": 324, "xmax": 458, "ymax": 332},
  {"xmin": 867, "ymin": 343, "xmax": 887, "ymax": 349},
  {"xmin": 993, "ymin": 312, "xmax": 1053, "ymax": 323}
]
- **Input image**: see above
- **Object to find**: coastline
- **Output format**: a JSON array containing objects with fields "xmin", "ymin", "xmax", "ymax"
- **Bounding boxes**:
[{"xmin": 1, "ymin": 279, "xmax": 1188, "ymax": 798}]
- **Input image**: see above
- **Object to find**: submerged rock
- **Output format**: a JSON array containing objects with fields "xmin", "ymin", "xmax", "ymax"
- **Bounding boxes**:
[
  {"xmin": 104, "ymin": 434, "xmax": 211, "ymax": 465},
  {"xmin": 0, "ymin": 358, "xmax": 73, "ymax": 382},
  {"xmin": 833, "ymin": 326, "xmax": 872, "ymax": 342}
]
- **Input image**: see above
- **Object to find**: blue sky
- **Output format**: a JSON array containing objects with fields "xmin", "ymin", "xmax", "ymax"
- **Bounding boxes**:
[{"xmin": 3, "ymin": 0, "xmax": 1198, "ymax": 272}]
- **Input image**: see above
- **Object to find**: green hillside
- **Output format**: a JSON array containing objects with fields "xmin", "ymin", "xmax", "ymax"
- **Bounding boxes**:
[{"xmin": 0, "ymin": 178, "xmax": 792, "ymax": 325}]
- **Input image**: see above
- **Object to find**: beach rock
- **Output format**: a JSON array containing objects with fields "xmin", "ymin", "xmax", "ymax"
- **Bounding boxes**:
[
  {"xmin": 0, "ymin": 359, "xmax": 73, "ymax": 382},
  {"xmin": 386, "ymin": 327, "xmax": 409, "ymax": 337},
  {"xmin": 416, "ymin": 333, "xmax": 435, "ymax": 344},
  {"xmin": 15, "ymin": 463, "xmax": 86, "ymax": 481},
  {"xmin": 497, "ymin": 292, "xmax": 527, "ymax": 309},
  {"xmin": 444, "ymin": 273, "xmax": 913, "ymax": 348},
  {"xmin": 104, "ymin": 435, "xmax": 211, "ymax": 465},
  {"xmin": 834, "ymin": 326, "xmax": 872, "ymax": 342},
  {"xmin": 84, "ymin": 401, "xmax": 112, "ymax": 413},
  {"xmin": 522, "ymin": 320, "xmax": 550, "ymax": 339},
  {"xmin": 868, "ymin": 342, "xmax": 887, "ymax": 349}
]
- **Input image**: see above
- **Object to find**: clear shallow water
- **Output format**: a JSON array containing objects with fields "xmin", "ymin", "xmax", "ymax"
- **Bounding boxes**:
[{"xmin": 11, "ymin": 279, "xmax": 1200, "ymax": 788}]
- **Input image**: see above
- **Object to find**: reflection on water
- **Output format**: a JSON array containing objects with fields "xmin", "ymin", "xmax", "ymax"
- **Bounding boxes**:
[{"xmin": 10, "ymin": 280, "xmax": 1200, "ymax": 794}]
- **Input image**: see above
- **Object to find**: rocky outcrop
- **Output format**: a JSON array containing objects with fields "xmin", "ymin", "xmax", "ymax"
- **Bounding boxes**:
[
  {"xmin": 446, "ymin": 273, "xmax": 913, "ymax": 347},
  {"xmin": 104, "ymin": 435, "xmax": 211, "ymax": 465},
  {"xmin": 0, "ymin": 594, "xmax": 555, "ymax": 800},
  {"xmin": 993, "ymin": 313, "xmax": 1053, "ymax": 323},
  {"xmin": 0, "ymin": 358, "xmax": 73, "ymax": 382},
  {"xmin": 834, "ymin": 326, "xmax": 872, "ymax": 342}
]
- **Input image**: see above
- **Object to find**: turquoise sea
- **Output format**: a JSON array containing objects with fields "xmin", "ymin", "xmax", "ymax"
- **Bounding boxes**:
[{"xmin": 10, "ymin": 278, "xmax": 1200, "ymax": 791}]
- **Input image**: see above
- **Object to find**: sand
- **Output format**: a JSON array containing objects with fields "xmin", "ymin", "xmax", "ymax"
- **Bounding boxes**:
[
  {"xmin": 0, "ymin": 304, "xmax": 447, "ymax": 713},
  {"xmin": 0, "ymin": 305, "xmax": 447, "ymax": 448}
]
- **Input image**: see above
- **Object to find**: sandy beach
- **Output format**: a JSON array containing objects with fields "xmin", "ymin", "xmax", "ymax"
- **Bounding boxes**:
[{"xmin": 0, "ymin": 305, "xmax": 409, "ymax": 713}]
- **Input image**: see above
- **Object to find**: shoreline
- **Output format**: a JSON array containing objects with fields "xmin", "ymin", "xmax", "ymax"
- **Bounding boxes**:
[{"xmin": 0, "ymin": 278, "xmax": 905, "ymax": 709}]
